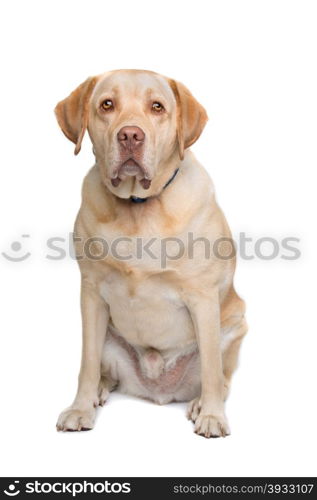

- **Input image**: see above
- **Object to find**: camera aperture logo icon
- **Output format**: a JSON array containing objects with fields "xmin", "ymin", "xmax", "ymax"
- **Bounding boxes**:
[{"xmin": 4, "ymin": 481, "xmax": 20, "ymax": 496}]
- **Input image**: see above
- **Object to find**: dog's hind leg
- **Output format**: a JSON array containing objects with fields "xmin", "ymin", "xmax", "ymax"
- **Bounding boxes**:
[
  {"xmin": 98, "ymin": 374, "xmax": 117, "ymax": 406},
  {"xmin": 221, "ymin": 317, "xmax": 248, "ymax": 400}
]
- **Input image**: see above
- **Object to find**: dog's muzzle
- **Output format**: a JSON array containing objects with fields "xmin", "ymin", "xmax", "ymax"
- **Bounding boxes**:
[{"xmin": 111, "ymin": 126, "xmax": 151, "ymax": 189}]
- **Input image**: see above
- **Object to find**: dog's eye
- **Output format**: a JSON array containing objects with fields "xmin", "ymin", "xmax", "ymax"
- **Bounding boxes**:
[
  {"xmin": 101, "ymin": 99, "xmax": 114, "ymax": 111},
  {"xmin": 152, "ymin": 101, "xmax": 164, "ymax": 113}
]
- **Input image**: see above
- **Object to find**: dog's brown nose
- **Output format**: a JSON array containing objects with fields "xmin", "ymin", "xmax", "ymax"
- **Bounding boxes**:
[{"xmin": 117, "ymin": 126, "xmax": 145, "ymax": 151}]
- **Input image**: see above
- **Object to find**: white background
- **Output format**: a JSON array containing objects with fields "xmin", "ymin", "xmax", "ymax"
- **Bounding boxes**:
[{"xmin": 0, "ymin": 0, "xmax": 316, "ymax": 477}]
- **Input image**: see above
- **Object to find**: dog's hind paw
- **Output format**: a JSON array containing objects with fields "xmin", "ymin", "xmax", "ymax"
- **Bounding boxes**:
[{"xmin": 187, "ymin": 397, "xmax": 201, "ymax": 422}]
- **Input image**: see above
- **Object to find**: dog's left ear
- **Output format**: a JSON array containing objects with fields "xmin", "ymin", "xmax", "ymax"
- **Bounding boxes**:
[
  {"xmin": 55, "ymin": 76, "xmax": 98, "ymax": 155},
  {"xmin": 169, "ymin": 79, "xmax": 208, "ymax": 160}
]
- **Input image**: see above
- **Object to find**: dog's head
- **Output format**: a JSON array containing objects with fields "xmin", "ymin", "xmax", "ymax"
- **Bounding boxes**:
[{"xmin": 55, "ymin": 69, "xmax": 207, "ymax": 198}]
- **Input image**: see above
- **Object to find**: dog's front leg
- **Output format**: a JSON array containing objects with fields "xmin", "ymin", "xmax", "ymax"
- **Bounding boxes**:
[
  {"xmin": 185, "ymin": 289, "xmax": 230, "ymax": 438},
  {"xmin": 56, "ymin": 278, "xmax": 109, "ymax": 431}
]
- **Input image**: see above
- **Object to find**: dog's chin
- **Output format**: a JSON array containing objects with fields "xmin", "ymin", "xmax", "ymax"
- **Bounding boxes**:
[{"xmin": 111, "ymin": 159, "xmax": 152, "ymax": 190}]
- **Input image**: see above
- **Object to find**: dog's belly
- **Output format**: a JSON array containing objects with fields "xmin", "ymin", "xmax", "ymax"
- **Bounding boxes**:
[
  {"xmin": 99, "ymin": 272, "xmax": 195, "ymax": 351},
  {"xmin": 99, "ymin": 272, "xmax": 200, "ymax": 403},
  {"xmin": 102, "ymin": 328, "xmax": 200, "ymax": 404}
]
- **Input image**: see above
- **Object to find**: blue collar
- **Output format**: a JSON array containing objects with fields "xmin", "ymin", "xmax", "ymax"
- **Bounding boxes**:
[{"xmin": 130, "ymin": 168, "xmax": 179, "ymax": 203}]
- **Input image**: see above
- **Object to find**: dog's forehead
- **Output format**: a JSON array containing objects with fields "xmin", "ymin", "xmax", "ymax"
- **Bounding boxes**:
[{"xmin": 92, "ymin": 70, "xmax": 174, "ymax": 100}]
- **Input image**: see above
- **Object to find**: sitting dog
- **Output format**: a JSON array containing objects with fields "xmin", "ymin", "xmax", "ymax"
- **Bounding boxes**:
[{"xmin": 55, "ymin": 69, "xmax": 247, "ymax": 438}]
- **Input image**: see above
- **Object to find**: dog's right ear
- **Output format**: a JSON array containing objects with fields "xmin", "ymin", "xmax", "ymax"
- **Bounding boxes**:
[{"xmin": 55, "ymin": 76, "xmax": 98, "ymax": 155}]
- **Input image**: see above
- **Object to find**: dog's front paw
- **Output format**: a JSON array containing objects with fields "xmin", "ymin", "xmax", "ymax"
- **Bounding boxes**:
[
  {"xmin": 187, "ymin": 398, "xmax": 230, "ymax": 438},
  {"xmin": 56, "ymin": 407, "xmax": 96, "ymax": 432},
  {"xmin": 194, "ymin": 413, "xmax": 230, "ymax": 438}
]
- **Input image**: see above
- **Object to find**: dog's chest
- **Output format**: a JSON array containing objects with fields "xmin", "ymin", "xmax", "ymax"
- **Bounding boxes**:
[{"xmin": 99, "ymin": 270, "xmax": 195, "ymax": 350}]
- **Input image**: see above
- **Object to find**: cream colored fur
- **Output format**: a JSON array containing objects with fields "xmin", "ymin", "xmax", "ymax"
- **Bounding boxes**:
[{"xmin": 55, "ymin": 70, "xmax": 247, "ymax": 438}]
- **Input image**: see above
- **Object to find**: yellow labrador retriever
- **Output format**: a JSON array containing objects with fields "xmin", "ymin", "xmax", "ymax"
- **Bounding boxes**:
[{"xmin": 55, "ymin": 69, "xmax": 247, "ymax": 438}]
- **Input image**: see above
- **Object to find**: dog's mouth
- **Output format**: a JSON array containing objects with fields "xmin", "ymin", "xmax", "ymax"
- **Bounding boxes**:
[{"xmin": 111, "ymin": 159, "xmax": 151, "ymax": 190}]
